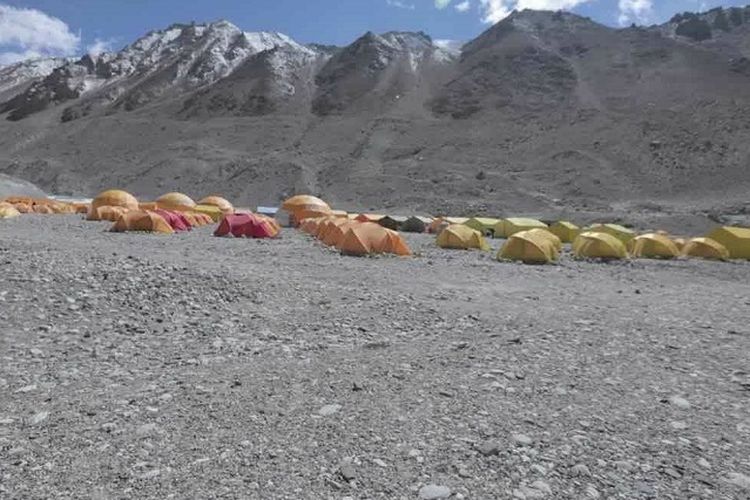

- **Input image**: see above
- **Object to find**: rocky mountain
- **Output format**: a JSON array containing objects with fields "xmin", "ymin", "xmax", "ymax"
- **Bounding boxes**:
[
  {"xmin": 0, "ymin": 57, "xmax": 68, "ymax": 104},
  {"xmin": 1, "ymin": 8, "xmax": 750, "ymax": 220}
]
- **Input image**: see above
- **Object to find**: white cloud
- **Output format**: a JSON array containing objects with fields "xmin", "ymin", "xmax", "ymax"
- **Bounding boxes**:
[
  {"xmin": 478, "ymin": 0, "xmax": 594, "ymax": 23},
  {"xmin": 87, "ymin": 38, "xmax": 114, "ymax": 57},
  {"xmin": 455, "ymin": 1, "xmax": 471, "ymax": 12},
  {"xmin": 479, "ymin": 0, "xmax": 513, "ymax": 22},
  {"xmin": 617, "ymin": 0, "xmax": 652, "ymax": 25},
  {"xmin": 0, "ymin": 4, "xmax": 79, "ymax": 64},
  {"xmin": 435, "ymin": 0, "xmax": 452, "ymax": 9},
  {"xmin": 386, "ymin": 0, "xmax": 416, "ymax": 9}
]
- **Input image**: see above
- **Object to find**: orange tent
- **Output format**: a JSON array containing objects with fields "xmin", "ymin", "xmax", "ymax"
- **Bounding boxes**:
[
  {"xmin": 156, "ymin": 192, "xmax": 196, "ymax": 212},
  {"xmin": 87, "ymin": 205, "xmax": 129, "ymax": 222},
  {"xmin": 355, "ymin": 213, "xmax": 386, "ymax": 223},
  {"xmin": 111, "ymin": 211, "xmax": 174, "ymax": 234},
  {"xmin": 92, "ymin": 190, "xmax": 139, "ymax": 211},
  {"xmin": 72, "ymin": 203, "xmax": 90, "ymax": 214},
  {"xmin": 32, "ymin": 204, "xmax": 55, "ymax": 214},
  {"xmin": 198, "ymin": 196, "xmax": 234, "ymax": 213},
  {"xmin": 282, "ymin": 195, "xmax": 331, "ymax": 226},
  {"xmin": 321, "ymin": 220, "xmax": 360, "ymax": 247},
  {"xmin": 336, "ymin": 223, "xmax": 411, "ymax": 256}
]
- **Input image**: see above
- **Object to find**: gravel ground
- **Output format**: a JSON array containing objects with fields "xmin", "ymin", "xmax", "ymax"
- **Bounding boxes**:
[{"xmin": 2, "ymin": 215, "xmax": 750, "ymax": 499}]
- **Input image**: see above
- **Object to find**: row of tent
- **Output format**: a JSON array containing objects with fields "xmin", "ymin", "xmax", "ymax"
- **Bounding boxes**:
[
  {"xmin": 436, "ymin": 223, "xmax": 750, "ymax": 263},
  {"xmin": 299, "ymin": 216, "xmax": 411, "ymax": 256}
]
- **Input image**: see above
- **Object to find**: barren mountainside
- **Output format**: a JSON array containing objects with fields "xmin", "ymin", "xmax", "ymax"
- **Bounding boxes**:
[{"xmin": 1, "ymin": 7, "xmax": 749, "ymax": 219}]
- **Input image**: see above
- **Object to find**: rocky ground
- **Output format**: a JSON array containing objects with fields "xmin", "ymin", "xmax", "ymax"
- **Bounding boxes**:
[{"xmin": 1, "ymin": 215, "xmax": 750, "ymax": 499}]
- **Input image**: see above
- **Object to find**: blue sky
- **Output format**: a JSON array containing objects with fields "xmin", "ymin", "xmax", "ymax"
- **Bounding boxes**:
[{"xmin": 0, "ymin": 0, "xmax": 746, "ymax": 65}]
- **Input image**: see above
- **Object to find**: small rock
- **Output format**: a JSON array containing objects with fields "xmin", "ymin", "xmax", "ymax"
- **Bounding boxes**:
[
  {"xmin": 697, "ymin": 458, "xmax": 711, "ymax": 469},
  {"xmin": 670, "ymin": 421, "xmax": 688, "ymax": 430},
  {"xmin": 339, "ymin": 463, "xmax": 357, "ymax": 482},
  {"xmin": 571, "ymin": 463, "xmax": 591, "ymax": 477},
  {"xmin": 138, "ymin": 469, "xmax": 160, "ymax": 480},
  {"xmin": 530, "ymin": 480, "xmax": 552, "ymax": 495},
  {"xmin": 15, "ymin": 384, "xmax": 37, "ymax": 394},
  {"xmin": 585, "ymin": 485, "xmax": 600, "ymax": 498},
  {"xmin": 30, "ymin": 411, "xmax": 48, "ymax": 425},
  {"xmin": 318, "ymin": 404, "xmax": 342, "ymax": 416},
  {"xmin": 668, "ymin": 396, "xmax": 691, "ymax": 409},
  {"xmin": 512, "ymin": 433, "xmax": 533, "ymax": 446},
  {"xmin": 726, "ymin": 472, "xmax": 750, "ymax": 490},
  {"xmin": 373, "ymin": 458, "xmax": 387, "ymax": 468},
  {"xmin": 136, "ymin": 423, "xmax": 157, "ymax": 435},
  {"xmin": 419, "ymin": 484, "xmax": 451, "ymax": 499},
  {"xmin": 478, "ymin": 440, "xmax": 501, "ymax": 456}
]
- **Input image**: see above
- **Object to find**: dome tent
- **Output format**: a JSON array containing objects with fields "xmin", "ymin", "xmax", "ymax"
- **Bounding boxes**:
[
  {"xmin": 428, "ymin": 217, "xmax": 468, "ymax": 234},
  {"xmin": 153, "ymin": 209, "xmax": 192, "ymax": 232},
  {"xmin": 584, "ymin": 223, "xmax": 636, "ymax": 244},
  {"xmin": 198, "ymin": 196, "xmax": 234, "ymax": 213},
  {"xmin": 573, "ymin": 232, "xmax": 628, "ymax": 260},
  {"xmin": 627, "ymin": 233, "xmax": 680, "ymax": 259},
  {"xmin": 214, "ymin": 213, "xmax": 278, "ymax": 239},
  {"xmin": 336, "ymin": 223, "xmax": 411, "ymax": 257},
  {"xmin": 111, "ymin": 211, "xmax": 174, "ymax": 234},
  {"xmin": 548, "ymin": 221, "xmax": 580, "ymax": 243},
  {"xmin": 282, "ymin": 195, "xmax": 331, "ymax": 226},
  {"xmin": 464, "ymin": 217, "xmax": 501, "ymax": 236},
  {"xmin": 682, "ymin": 237, "xmax": 730, "ymax": 260},
  {"xmin": 436, "ymin": 225, "xmax": 490, "ymax": 251},
  {"xmin": 91, "ymin": 190, "xmax": 139, "ymax": 211},
  {"xmin": 87, "ymin": 205, "xmax": 129, "ymax": 222},
  {"xmin": 498, "ymin": 230, "xmax": 560, "ymax": 264},
  {"xmin": 706, "ymin": 226, "xmax": 750, "ymax": 259},
  {"xmin": 156, "ymin": 192, "xmax": 196, "ymax": 212},
  {"xmin": 494, "ymin": 218, "xmax": 548, "ymax": 238}
]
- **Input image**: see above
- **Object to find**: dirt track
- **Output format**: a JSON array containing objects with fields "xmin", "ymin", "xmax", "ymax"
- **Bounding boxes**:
[{"xmin": 2, "ymin": 215, "xmax": 750, "ymax": 499}]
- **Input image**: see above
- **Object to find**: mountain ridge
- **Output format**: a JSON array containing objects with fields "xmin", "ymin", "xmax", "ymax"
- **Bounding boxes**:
[{"xmin": 1, "ymin": 6, "xmax": 750, "ymax": 219}]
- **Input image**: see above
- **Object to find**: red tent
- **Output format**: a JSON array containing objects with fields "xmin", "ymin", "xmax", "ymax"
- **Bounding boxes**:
[
  {"xmin": 214, "ymin": 213, "xmax": 276, "ymax": 239},
  {"xmin": 153, "ymin": 209, "xmax": 192, "ymax": 231}
]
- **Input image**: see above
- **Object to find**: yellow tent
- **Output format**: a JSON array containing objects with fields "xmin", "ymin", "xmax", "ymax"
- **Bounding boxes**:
[
  {"xmin": 498, "ymin": 230, "xmax": 560, "ymax": 264},
  {"xmin": 548, "ymin": 221, "xmax": 580, "ymax": 243},
  {"xmin": 436, "ymin": 224, "xmax": 490, "ymax": 251},
  {"xmin": 672, "ymin": 237, "xmax": 686, "ymax": 251},
  {"xmin": 573, "ymin": 232, "xmax": 628, "ymax": 259},
  {"xmin": 0, "ymin": 205, "xmax": 21, "ymax": 219},
  {"xmin": 682, "ymin": 237, "xmax": 730, "ymax": 260},
  {"xmin": 156, "ymin": 192, "xmax": 196, "ymax": 212},
  {"xmin": 627, "ymin": 233, "xmax": 680, "ymax": 259},
  {"xmin": 192, "ymin": 204, "xmax": 225, "ymax": 222},
  {"xmin": 706, "ymin": 226, "xmax": 750, "ymax": 259},
  {"xmin": 584, "ymin": 224, "xmax": 635, "ymax": 244},
  {"xmin": 464, "ymin": 217, "xmax": 501, "ymax": 236},
  {"xmin": 198, "ymin": 196, "xmax": 234, "ymax": 213},
  {"xmin": 429, "ymin": 217, "xmax": 468, "ymax": 234},
  {"xmin": 494, "ymin": 218, "xmax": 548, "ymax": 238},
  {"xmin": 91, "ymin": 189, "xmax": 139, "ymax": 211},
  {"xmin": 523, "ymin": 228, "xmax": 562, "ymax": 251}
]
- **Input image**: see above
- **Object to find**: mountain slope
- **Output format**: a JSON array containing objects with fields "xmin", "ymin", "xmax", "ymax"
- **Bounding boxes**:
[{"xmin": 1, "ymin": 8, "xmax": 750, "ymax": 219}]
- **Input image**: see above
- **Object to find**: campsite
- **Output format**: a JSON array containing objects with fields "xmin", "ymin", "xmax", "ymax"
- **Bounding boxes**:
[{"xmin": 2, "ymin": 191, "xmax": 750, "ymax": 499}]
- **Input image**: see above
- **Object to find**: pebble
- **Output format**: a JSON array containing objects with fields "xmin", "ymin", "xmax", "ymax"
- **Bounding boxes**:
[
  {"xmin": 372, "ymin": 458, "xmax": 387, "ymax": 468},
  {"xmin": 571, "ymin": 463, "xmax": 591, "ymax": 477},
  {"xmin": 668, "ymin": 396, "xmax": 691, "ymax": 409},
  {"xmin": 726, "ymin": 472, "xmax": 750, "ymax": 490},
  {"xmin": 30, "ymin": 411, "xmax": 48, "ymax": 425},
  {"xmin": 585, "ymin": 485, "xmax": 600, "ymax": 498},
  {"xmin": 419, "ymin": 484, "xmax": 451, "ymax": 499},
  {"xmin": 513, "ymin": 433, "xmax": 533, "ymax": 446},
  {"xmin": 478, "ymin": 440, "xmax": 501, "ymax": 456},
  {"xmin": 339, "ymin": 463, "xmax": 357, "ymax": 482},
  {"xmin": 318, "ymin": 404, "xmax": 342, "ymax": 416},
  {"xmin": 670, "ymin": 420, "xmax": 688, "ymax": 430}
]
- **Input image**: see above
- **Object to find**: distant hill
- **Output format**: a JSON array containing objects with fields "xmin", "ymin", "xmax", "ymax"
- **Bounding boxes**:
[{"xmin": 1, "ymin": 7, "xmax": 749, "ymax": 218}]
